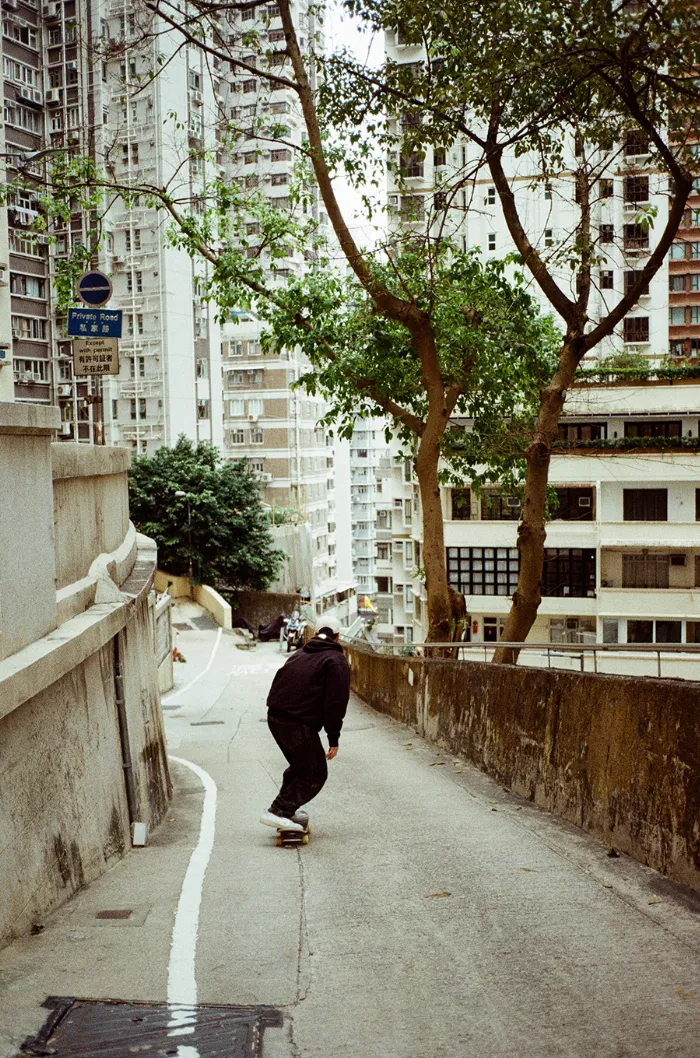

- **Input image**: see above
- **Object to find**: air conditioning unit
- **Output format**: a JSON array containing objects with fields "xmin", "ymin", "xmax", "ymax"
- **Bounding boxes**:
[
  {"xmin": 42, "ymin": 2, "xmax": 60, "ymax": 18},
  {"xmin": 2, "ymin": 0, "xmax": 18, "ymax": 10},
  {"xmin": 66, "ymin": 60, "xmax": 78, "ymax": 72},
  {"xmin": 12, "ymin": 327, "xmax": 23, "ymax": 339},
  {"xmin": 261, "ymin": 472, "xmax": 273, "ymax": 482},
  {"xmin": 18, "ymin": 86, "xmax": 43, "ymax": 106},
  {"xmin": 507, "ymin": 496, "xmax": 521, "ymax": 507},
  {"xmin": 57, "ymin": 384, "xmax": 71, "ymax": 396},
  {"xmin": 578, "ymin": 496, "xmax": 592, "ymax": 507},
  {"xmin": 191, "ymin": 90, "xmax": 203, "ymax": 106},
  {"xmin": 388, "ymin": 194, "xmax": 399, "ymax": 207},
  {"xmin": 21, "ymin": 371, "xmax": 34, "ymax": 382},
  {"xmin": 46, "ymin": 89, "xmax": 61, "ymax": 105},
  {"xmin": 68, "ymin": 132, "xmax": 80, "ymax": 144},
  {"xmin": 670, "ymin": 554, "xmax": 687, "ymax": 567},
  {"xmin": 60, "ymin": 421, "xmax": 72, "ymax": 436}
]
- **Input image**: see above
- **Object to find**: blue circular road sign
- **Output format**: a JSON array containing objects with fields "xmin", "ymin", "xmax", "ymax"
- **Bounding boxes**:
[{"xmin": 77, "ymin": 270, "xmax": 112, "ymax": 307}]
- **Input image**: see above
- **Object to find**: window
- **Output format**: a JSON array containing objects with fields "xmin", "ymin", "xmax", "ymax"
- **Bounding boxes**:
[
  {"xmin": 670, "ymin": 242, "xmax": 687, "ymax": 260},
  {"xmin": 602, "ymin": 619, "xmax": 619, "ymax": 644},
  {"xmin": 196, "ymin": 358, "xmax": 209, "ymax": 379},
  {"xmin": 377, "ymin": 544, "xmax": 390, "ymax": 560},
  {"xmin": 692, "ymin": 275, "xmax": 700, "ymax": 292},
  {"xmin": 434, "ymin": 148, "xmax": 446, "ymax": 167},
  {"xmin": 481, "ymin": 489, "xmax": 520, "ymax": 520},
  {"xmin": 687, "ymin": 621, "xmax": 700, "ymax": 643},
  {"xmin": 270, "ymin": 148, "xmax": 291, "ymax": 162},
  {"xmin": 544, "ymin": 184, "xmax": 552, "ymax": 200},
  {"xmin": 623, "ymin": 488, "xmax": 667, "ymax": 521},
  {"xmin": 484, "ymin": 616, "xmax": 506, "ymax": 642},
  {"xmin": 599, "ymin": 224, "xmax": 614, "ymax": 244},
  {"xmin": 552, "ymin": 487, "xmax": 594, "ymax": 521},
  {"xmin": 197, "ymin": 399, "xmax": 210, "ymax": 420},
  {"xmin": 624, "ymin": 420, "xmax": 681, "ymax": 439},
  {"xmin": 400, "ymin": 195, "xmax": 424, "ymax": 220},
  {"xmin": 627, "ymin": 619, "xmax": 681, "ymax": 644},
  {"xmin": 669, "ymin": 274, "xmax": 686, "ymax": 292},
  {"xmin": 376, "ymin": 577, "xmax": 391, "ymax": 594},
  {"xmin": 10, "ymin": 274, "xmax": 45, "ymax": 298},
  {"xmin": 624, "ymin": 176, "xmax": 648, "ymax": 203},
  {"xmin": 623, "ymin": 223, "xmax": 648, "ymax": 251},
  {"xmin": 447, "ymin": 546, "xmax": 520, "ymax": 597},
  {"xmin": 544, "ymin": 229, "xmax": 553, "ymax": 247},
  {"xmin": 487, "ymin": 186, "xmax": 495, "ymax": 204},
  {"xmin": 691, "ymin": 242, "xmax": 700, "ymax": 259},
  {"xmin": 557, "ymin": 421, "xmax": 606, "ymax": 442},
  {"xmin": 600, "ymin": 270, "xmax": 614, "ymax": 289},
  {"xmin": 622, "ymin": 554, "xmax": 669, "ymax": 589},
  {"xmin": 401, "ymin": 153, "xmax": 424, "ymax": 178},
  {"xmin": 112, "ymin": 400, "xmax": 118, "ymax": 420},
  {"xmin": 669, "ymin": 307, "xmax": 686, "ymax": 325},
  {"xmin": 13, "ymin": 357, "xmax": 49, "ymax": 382},
  {"xmin": 130, "ymin": 398, "xmax": 147, "ymax": 420},
  {"xmin": 451, "ymin": 488, "xmax": 471, "ymax": 520},
  {"xmin": 624, "ymin": 270, "xmax": 648, "ymax": 297},
  {"xmin": 549, "ymin": 617, "xmax": 596, "ymax": 644},
  {"xmin": 627, "ymin": 620, "xmax": 653, "ymax": 644},
  {"xmin": 623, "ymin": 317, "xmax": 649, "ymax": 342},
  {"xmin": 270, "ymin": 172, "xmax": 288, "ymax": 186},
  {"xmin": 542, "ymin": 549, "xmax": 596, "ymax": 598},
  {"xmin": 250, "ymin": 426, "xmax": 264, "ymax": 443},
  {"xmin": 599, "ymin": 178, "xmax": 614, "ymax": 198},
  {"xmin": 11, "ymin": 316, "xmax": 46, "ymax": 340},
  {"xmin": 624, "ymin": 130, "xmax": 648, "ymax": 156},
  {"xmin": 487, "ymin": 233, "xmax": 496, "ymax": 251},
  {"xmin": 688, "ymin": 306, "xmax": 700, "ymax": 324},
  {"xmin": 696, "ymin": 488, "xmax": 700, "ymax": 521}
]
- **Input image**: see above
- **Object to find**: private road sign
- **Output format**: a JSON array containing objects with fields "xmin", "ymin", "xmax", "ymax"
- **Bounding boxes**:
[{"xmin": 67, "ymin": 307, "xmax": 122, "ymax": 338}]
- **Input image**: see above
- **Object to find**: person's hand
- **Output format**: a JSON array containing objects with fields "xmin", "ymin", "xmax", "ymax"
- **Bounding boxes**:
[{"xmin": 326, "ymin": 746, "xmax": 338, "ymax": 760}]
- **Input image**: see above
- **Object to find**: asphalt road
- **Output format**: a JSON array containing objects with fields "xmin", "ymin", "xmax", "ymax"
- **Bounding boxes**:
[{"xmin": 1, "ymin": 621, "xmax": 699, "ymax": 1058}]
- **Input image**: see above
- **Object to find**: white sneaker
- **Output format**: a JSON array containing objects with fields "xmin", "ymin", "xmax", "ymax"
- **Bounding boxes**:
[{"xmin": 260, "ymin": 811, "xmax": 304, "ymax": 832}]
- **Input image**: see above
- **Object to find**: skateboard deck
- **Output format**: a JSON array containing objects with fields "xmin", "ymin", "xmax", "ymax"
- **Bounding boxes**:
[{"xmin": 275, "ymin": 812, "xmax": 310, "ymax": 848}]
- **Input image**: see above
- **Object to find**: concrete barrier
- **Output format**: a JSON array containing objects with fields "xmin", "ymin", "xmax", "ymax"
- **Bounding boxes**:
[
  {"xmin": 345, "ymin": 644, "xmax": 700, "ymax": 893},
  {"xmin": 0, "ymin": 407, "xmax": 171, "ymax": 950},
  {"xmin": 194, "ymin": 584, "xmax": 232, "ymax": 630}
]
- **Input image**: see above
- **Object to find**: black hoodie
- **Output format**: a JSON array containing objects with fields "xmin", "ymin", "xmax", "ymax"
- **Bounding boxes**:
[{"xmin": 266, "ymin": 635, "xmax": 350, "ymax": 746}]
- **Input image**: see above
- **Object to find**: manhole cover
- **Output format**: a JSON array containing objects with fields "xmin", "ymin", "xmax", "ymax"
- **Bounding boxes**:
[{"xmin": 22, "ymin": 998, "xmax": 283, "ymax": 1058}]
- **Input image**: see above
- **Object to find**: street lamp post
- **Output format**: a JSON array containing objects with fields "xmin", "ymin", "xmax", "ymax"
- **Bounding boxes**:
[{"xmin": 174, "ymin": 490, "xmax": 193, "ymax": 583}]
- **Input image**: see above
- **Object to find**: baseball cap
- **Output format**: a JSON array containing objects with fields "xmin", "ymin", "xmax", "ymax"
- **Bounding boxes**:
[{"xmin": 317, "ymin": 615, "xmax": 342, "ymax": 637}]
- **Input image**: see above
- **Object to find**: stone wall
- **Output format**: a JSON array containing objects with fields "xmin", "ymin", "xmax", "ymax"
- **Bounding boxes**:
[
  {"xmin": 232, "ymin": 589, "xmax": 302, "ymax": 631},
  {"xmin": 346, "ymin": 645, "xmax": 700, "ymax": 892}
]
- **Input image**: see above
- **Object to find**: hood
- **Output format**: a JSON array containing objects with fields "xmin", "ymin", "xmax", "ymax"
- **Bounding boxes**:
[{"xmin": 303, "ymin": 636, "xmax": 343, "ymax": 654}]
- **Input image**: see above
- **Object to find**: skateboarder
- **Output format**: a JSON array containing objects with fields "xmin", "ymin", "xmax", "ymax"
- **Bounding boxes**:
[{"xmin": 261, "ymin": 616, "xmax": 350, "ymax": 833}]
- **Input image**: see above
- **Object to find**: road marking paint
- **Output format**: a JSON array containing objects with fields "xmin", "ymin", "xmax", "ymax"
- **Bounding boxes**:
[
  {"xmin": 164, "ymin": 628, "xmax": 222, "ymax": 703},
  {"xmin": 166, "ymin": 755, "xmax": 218, "ymax": 1039}
]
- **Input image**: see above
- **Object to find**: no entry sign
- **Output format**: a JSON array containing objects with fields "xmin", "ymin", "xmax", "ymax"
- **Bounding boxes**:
[{"xmin": 77, "ymin": 270, "xmax": 113, "ymax": 307}]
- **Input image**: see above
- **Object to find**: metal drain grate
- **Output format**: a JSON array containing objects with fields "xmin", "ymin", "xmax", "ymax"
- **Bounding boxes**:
[{"xmin": 22, "ymin": 998, "xmax": 283, "ymax": 1058}]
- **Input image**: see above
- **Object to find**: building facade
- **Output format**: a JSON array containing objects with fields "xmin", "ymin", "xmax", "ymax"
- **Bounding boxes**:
[{"xmin": 382, "ymin": 25, "xmax": 700, "ymax": 665}]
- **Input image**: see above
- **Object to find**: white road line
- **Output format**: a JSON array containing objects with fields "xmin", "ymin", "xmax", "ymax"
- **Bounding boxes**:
[
  {"xmin": 166, "ymin": 755, "xmax": 218, "ymax": 1038},
  {"xmin": 164, "ymin": 628, "xmax": 223, "ymax": 703}
]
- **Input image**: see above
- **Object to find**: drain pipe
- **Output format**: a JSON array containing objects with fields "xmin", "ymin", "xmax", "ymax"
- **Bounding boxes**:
[{"xmin": 113, "ymin": 634, "xmax": 142, "ymax": 843}]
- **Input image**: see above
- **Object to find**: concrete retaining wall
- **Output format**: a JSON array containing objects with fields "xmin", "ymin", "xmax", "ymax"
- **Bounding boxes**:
[
  {"xmin": 232, "ymin": 590, "xmax": 302, "ymax": 631},
  {"xmin": 346, "ymin": 646, "xmax": 700, "ymax": 892},
  {"xmin": 0, "ymin": 412, "xmax": 171, "ymax": 950}
]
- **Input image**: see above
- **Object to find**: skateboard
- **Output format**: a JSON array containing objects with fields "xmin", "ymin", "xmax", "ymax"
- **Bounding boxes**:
[{"xmin": 276, "ymin": 811, "xmax": 310, "ymax": 848}]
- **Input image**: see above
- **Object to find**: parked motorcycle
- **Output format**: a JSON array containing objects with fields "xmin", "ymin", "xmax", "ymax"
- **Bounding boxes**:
[{"xmin": 284, "ymin": 611, "xmax": 306, "ymax": 652}]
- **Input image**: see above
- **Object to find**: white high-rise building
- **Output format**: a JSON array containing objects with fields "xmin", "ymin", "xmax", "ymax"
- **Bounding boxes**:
[{"xmin": 383, "ymin": 27, "xmax": 700, "ymax": 664}]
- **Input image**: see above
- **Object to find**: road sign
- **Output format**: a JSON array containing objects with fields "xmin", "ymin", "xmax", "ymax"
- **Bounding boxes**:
[
  {"xmin": 68, "ymin": 307, "xmax": 122, "ymax": 338},
  {"xmin": 73, "ymin": 337, "xmax": 120, "ymax": 375},
  {"xmin": 77, "ymin": 270, "xmax": 112, "ymax": 307}
]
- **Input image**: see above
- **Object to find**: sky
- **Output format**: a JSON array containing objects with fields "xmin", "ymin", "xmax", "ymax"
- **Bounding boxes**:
[{"xmin": 323, "ymin": 1, "xmax": 386, "ymax": 249}]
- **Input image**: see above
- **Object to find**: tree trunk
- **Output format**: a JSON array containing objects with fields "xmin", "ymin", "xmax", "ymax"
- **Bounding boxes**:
[
  {"xmin": 415, "ymin": 423, "xmax": 452, "ymax": 644},
  {"xmin": 493, "ymin": 339, "xmax": 581, "ymax": 664}
]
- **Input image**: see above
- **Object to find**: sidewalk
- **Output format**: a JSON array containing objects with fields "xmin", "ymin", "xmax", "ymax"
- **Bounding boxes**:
[{"xmin": 1, "ymin": 632, "xmax": 699, "ymax": 1058}]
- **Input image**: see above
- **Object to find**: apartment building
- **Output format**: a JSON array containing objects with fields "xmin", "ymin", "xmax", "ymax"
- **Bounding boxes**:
[
  {"xmin": 0, "ymin": 0, "xmax": 224, "ymax": 448},
  {"xmin": 218, "ymin": 0, "xmax": 353, "ymax": 613},
  {"xmin": 383, "ymin": 26, "xmax": 700, "ymax": 664}
]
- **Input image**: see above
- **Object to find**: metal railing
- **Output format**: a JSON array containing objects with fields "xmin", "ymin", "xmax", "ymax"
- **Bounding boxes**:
[{"xmin": 397, "ymin": 640, "xmax": 700, "ymax": 678}]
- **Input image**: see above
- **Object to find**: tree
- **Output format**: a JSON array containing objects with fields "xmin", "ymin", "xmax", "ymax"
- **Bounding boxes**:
[
  {"xmin": 10, "ymin": 0, "xmax": 699, "ymax": 646},
  {"xmin": 325, "ymin": 0, "xmax": 700, "ymax": 659},
  {"xmin": 128, "ymin": 435, "xmax": 285, "ymax": 590}
]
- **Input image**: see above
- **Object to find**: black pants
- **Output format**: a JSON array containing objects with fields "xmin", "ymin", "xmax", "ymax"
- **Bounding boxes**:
[{"xmin": 268, "ymin": 714, "xmax": 328, "ymax": 817}]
